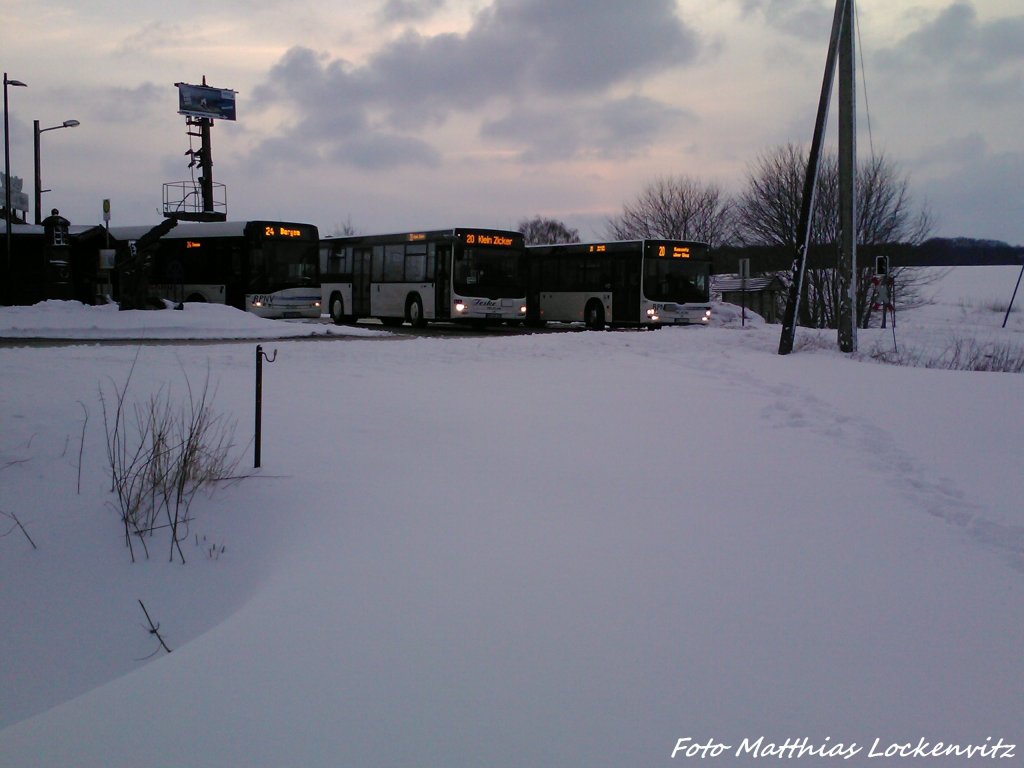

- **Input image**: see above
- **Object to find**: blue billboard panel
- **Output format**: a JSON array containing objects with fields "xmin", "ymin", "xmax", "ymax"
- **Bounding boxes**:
[{"xmin": 176, "ymin": 83, "xmax": 237, "ymax": 121}]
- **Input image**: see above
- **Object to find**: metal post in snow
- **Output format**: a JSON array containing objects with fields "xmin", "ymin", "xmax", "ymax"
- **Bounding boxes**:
[
  {"xmin": 739, "ymin": 258, "xmax": 750, "ymax": 327},
  {"xmin": 254, "ymin": 345, "xmax": 277, "ymax": 468},
  {"xmin": 1003, "ymin": 265, "xmax": 1023, "ymax": 329}
]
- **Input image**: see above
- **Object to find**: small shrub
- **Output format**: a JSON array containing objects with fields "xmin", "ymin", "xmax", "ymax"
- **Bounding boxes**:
[
  {"xmin": 101, "ymin": 357, "xmax": 243, "ymax": 563},
  {"xmin": 793, "ymin": 331, "xmax": 835, "ymax": 353},
  {"xmin": 869, "ymin": 336, "xmax": 1024, "ymax": 373}
]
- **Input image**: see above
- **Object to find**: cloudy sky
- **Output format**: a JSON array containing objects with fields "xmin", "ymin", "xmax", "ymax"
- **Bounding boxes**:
[{"xmin": 5, "ymin": 0, "xmax": 1023, "ymax": 242}]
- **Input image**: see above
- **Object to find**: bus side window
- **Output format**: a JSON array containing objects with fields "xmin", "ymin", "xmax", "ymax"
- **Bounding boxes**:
[
  {"xmin": 406, "ymin": 244, "xmax": 427, "ymax": 282},
  {"xmin": 600, "ymin": 257, "xmax": 612, "ymax": 289},
  {"xmin": 250, "ymin": 248, "xmax": 265, "ymax": 277},
  {"xmin": 371, "ymin": 246, "xmax": 385, "ymax": 281},
  {"xmin": 323, "ymin": 246, "xmax": 339, "ymax": 276},
  {"xmin": 541, "ymin": 257, "xmax": 559, "ymax": 290},
  {"xmin": 384, "ymin": 244, "xmax": 404, "ymax": 281},
  {"xmin": 566, "ymin": 254, "xmax": 583, "ymax": 288},
  {"xmin": 582, "ymin": 254, "xmax": 601, "ymax": 291}
]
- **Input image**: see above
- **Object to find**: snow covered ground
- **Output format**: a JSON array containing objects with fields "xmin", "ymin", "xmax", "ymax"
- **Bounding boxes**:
[{"xmin": 0, "ymin": 267, "xmax": 1022, "ymax": 766}]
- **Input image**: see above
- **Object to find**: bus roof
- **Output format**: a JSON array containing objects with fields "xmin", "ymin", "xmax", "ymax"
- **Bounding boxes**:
[
  {"xmin": 322, "ymin": 227, "xmax": 523, "ymax": 245},
  {"xmin": 526, "ymin": 238, "xmax": 710, "ymax": 256},
  {"xmin": 527, "ymin": 238, "xmax": 709, "ymax": 249},
  {"xmin": 107, "ymin": 220, "xmax": 317, "ymax": 241}
]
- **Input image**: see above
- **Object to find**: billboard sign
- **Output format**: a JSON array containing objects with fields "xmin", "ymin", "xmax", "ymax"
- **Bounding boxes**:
[
  {"xmin": 175, "ymin": 83, "xmax": 237, "ymax": 121},
  {"xmin": 1, "ymin": 173, "xmax": 29, "ymax": 213}
]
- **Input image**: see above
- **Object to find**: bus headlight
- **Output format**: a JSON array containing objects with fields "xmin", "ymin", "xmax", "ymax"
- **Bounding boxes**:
[
  {"xmin": 455, "ymin": 301, "xmax": 467, "ymax": 314},
  {"xmin": 519, "ymin": 305, "xmax": 527, "ymax": 314},
  {"xmin": 252, "ymin": 299, "xmax": 263, "ymax": 308}
]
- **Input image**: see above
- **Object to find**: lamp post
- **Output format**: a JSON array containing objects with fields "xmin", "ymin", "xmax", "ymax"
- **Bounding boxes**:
[
  {"xmin": 34, "ymin": 119, "xmax": 80, "ymax": 224},
  {"xmin": 4, "ymin": 73, "xmax": 28, "ymax": 287}
]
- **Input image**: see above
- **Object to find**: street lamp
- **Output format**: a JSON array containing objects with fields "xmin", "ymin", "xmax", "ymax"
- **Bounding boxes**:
[
  {"xmin": 34, "ymin": 119, "xmax": 80, "ymax": 224},
  {"xmin": 4, "ymin": 73, "xmax": 28, "ymax": 286}
]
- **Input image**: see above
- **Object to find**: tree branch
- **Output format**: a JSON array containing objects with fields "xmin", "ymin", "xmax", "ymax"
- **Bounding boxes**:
[
  {"xmin": 0, "ymin": 510, "xmax": 38, "ymax": 550},
  {"xmin": 138, "ymin": 599, "xmax": 172, "ymax": 655}
]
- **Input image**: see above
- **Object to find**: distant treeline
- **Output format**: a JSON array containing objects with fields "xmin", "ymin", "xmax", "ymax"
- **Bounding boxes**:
[
  {"xmin": 709, "ymin": 238, "xmax": 1024, "ymax": 274},
  {"xmin": 889, "ymin": 238, "xmax": 1024, "ymax": 267}
]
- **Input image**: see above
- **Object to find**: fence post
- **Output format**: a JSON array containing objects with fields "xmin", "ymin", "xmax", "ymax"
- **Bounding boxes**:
[{"xmin": 254, "ymin": 345, "xmax": 277, "ymax": 468}]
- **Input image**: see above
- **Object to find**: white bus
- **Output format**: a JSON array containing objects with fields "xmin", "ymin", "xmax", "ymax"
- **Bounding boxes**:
[
  {"xmin": 525, "ymin": 239, "xmax": 712, "ymax": 329},
  {"xmin": 320, "ymin": 228, "xmax": 527, "ymax": 326},
  {"xmin": 108, "ymin": 220, "xmax": 321, "ymax": 318}
]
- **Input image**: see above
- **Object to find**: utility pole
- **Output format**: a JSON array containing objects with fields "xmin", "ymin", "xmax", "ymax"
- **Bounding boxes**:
[
  {"xmin": 198, "ymin": 115, "xmax": 214, "ymax": 217},
  {"xmin": 195, "ymin": 75, "xmax": 215, "ymax": 217},
  {"xmin": 837, "ymin": 0, "xmax": 857, "ymax": 353},
  {"xmin": 779, "ymin": 0, "xmax": 857, "ymax": 355},
  {"xmin": 4, "ymin": 73, "xmax": 28, "ymax": 299}
]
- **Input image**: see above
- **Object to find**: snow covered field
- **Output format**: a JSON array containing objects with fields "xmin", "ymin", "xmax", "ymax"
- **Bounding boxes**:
[{"xmin": 0, "ymin": 267, "xmax": 1022, "ymax": 766}]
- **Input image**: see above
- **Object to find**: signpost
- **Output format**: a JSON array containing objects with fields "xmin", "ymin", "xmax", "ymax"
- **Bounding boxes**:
[
  {"xmin": 169, "ymin": 79, "xmax": 237, "ymax": 220},
  {"xmin": 739, "ymin": 258, "xmax": 750, "ymax": 327}
]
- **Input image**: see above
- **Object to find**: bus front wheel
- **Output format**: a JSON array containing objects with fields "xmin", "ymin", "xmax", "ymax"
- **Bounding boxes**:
[
  {"xmin": 406, "ymin": 294, "xmax": 427, "ymax": 328},
  {"xmin": 584, "ymin": 300, "xmax": 605, "ymax": 330},
  {"xmin": 329, "ymin": 293, "xmax": 346, "ymax": 325}
]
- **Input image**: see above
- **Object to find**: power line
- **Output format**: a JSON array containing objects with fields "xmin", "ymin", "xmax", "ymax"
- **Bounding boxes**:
[{"xmin": 855, "ymin": 3, "xmax": 876, "ymax": 161}]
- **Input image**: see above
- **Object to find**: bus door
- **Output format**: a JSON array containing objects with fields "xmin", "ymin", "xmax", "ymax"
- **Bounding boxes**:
[
  {"xmin": 525, "ymin": 251, "xmax": 542, "ymax": 323},
  {"xmin": 352, "ymin": 247, "xmax": 372, "ymax": 317},
  {"xmin": 435, "ymin": 244, "xmax": 451, "ymax": 319},
  {"xmin": 611, "ymin": 253, "xmax": 641, "ymax": 324}
]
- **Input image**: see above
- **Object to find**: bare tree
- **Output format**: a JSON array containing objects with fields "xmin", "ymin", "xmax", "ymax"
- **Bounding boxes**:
[
  {"xmin": 736, "ymin": 143, "xmax": 936, "ymax": 327},
  {"xmin": 605, "ymin": 175, "xmax": 736, "ymax": 247},
  {"xmin": 733, "ymin": 143, "xmax": 806, "ymax": 249},
  {"xmin": 330, "ymin": 217, "xmax": 358, "ymax": 237},
  {"xmin": 517, "ymin": 216, "xmax": 580, "ymax": 245}
]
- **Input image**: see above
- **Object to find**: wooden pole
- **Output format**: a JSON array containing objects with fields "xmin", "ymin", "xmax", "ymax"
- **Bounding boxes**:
[
  {"xmin": 837, "ymin": 0, "xmax": 858, "ymax": 353},
  {"xmin": 779, "ymin": 0, "xmax": 849, "ymax": 355}
]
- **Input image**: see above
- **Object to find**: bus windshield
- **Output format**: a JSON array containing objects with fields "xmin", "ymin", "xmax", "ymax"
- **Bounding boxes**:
[
  {"xmin": 454, "ymin": 247, "xmax": 524, "ymax": 298},
  {"xmin": 644, "ymin": 259, "xmax": 709, "ymax": 303},
  {"xmin": 251, "ymin": 240, "xmax": 317, "ymax": 292}
]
